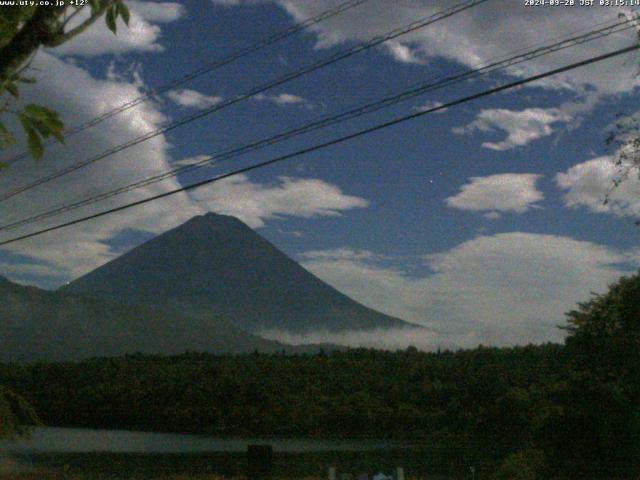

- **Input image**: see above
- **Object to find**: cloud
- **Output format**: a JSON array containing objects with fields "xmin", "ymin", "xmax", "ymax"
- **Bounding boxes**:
[
  {"xmin": 260, "ymin": 327, "xmax": 452, "ymax": 351},
  {"xmin": 446, "ymin": 173, "xmax": 544, "ymax": 216},
  {"xmin": 414, "ymin": 100, "xmax": 447, "ymax": 113},
  {"xmin": 453, "ymin": 108, "xmax": 572, "ymax": 151},
  {"xmin": 126, "ymin": 1, "xmax": 185, "ymax": 22},
  {"xmin": 190, "ymin": 175, "xmax": 369, "ymax": 228},
  {"xmin": 0, "ymin": 52, "xmax": 199, "ymax": 283},
  {"xmin": 51, "ymin": 1, "xmax": 185, "ymax": 56},
  {"xmin": 210, "ymin": 0, "xmax": 251, "ymax": 5},
  {"xmin": 255, "ymin": 1, "xmax": 639, "ymax": 98},
  {"xmin": 384, "ymin": 41, "xmax": 424, "ymax": 64},
  {"xmin": 556, "ymin": 155, "xmax": 640, "ymax": 218},
  {"xmin": 172, "ymin": 154, "xmax": 212, "ymax": 168},
  {"xmin": 299, "ymin": 233, "xmax": 636, "ymax": 348},
  {"xmin": 0, "ymin": 50, "xmax": 367, "ymax": 286},
  {"xmin": 300, "ymin": 248, "xmax": 385, "ymax": 262},
  {"xmin": 254, "ymin": 93, "xmax": 309, "ymax": 106},
  {"xmin": 167, "ymin": 89, "xmax": 223, "ymax": 108},
  {"xmin": 483, "ymin": 211, "xmax": 501, "ymax": 220}
]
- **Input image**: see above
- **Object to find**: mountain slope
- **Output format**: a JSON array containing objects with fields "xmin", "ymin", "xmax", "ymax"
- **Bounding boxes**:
[
  {"xmin": 62, "ymin": 212, "xmax": 417, "ymax": 334},
  {"xmin": 0, "ymin": 276, "xmax": 287, "ymax": 362}
]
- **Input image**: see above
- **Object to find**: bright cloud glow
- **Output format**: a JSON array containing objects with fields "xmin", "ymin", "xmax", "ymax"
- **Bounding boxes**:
[
  {"xmin": 270, "ymin": 1, "xmax": 639, "ymax": 95},
  {"xmin": 446, "ymin": 173, "xmax": 544, "ymax": 217},
  {"xmin": 190, "ymin": 175, "xmax": 370, "ymax": 228},
  {"xmin": 167, "ymin": 89, "xmax": 223, "ymax": 108},
  {"xmin": 260, "ymin": 327, "xmax": 452, "ymax": 351},
  {"xmin": 556, "ymin": 155, "xmax": 640, "ymax": 218},
  {"xmin": 453, "ymin": 108, "xmax": 572, "ymax": 151},
  {"xmin": 254, "ymin": 93, "xmax": 308, "ymax": 106},
  {"xmin": 0, "ymin": 53, "xmax": 365, "ymax": 288},
  {"xmin": 384, "ymin": 40, "xmax": 424, "ymax": 64},
  {"xmin": 298, "ymin": 233, "xmax": 636, "ymax": 348},
  {"xmin": 52, "ymin": 1, "xmax": 185, "ymax": 56}
]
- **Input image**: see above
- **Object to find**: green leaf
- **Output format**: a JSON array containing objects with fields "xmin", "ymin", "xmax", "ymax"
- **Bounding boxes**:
[
  {"xmin": 0, "ymin": 121, "xmax": 15, "ymax": 147},
  {"xmin": 24, "ymin": 124, "xmax": 43, "ymax": 159},
  {"xmin": 106, "ymin": 7, "xmax": 117, "ymax": 34},
  {"xmin": 5, "ymin": 82, "xmax": 18, "ymax": 97},
  {"xmin": 23, "ymin": 104, "xmax": 56, "ymax": 121},
  {"xmin": 20, "ymin": 105, "xmax": 64, "ymax": 148},
  {"xmin": 49, "ymin": 124, "xmax": 65, "ymax": 143},
  {"xmin": 118, "ymin": 2, "xmax": 130, "ymax": 25}
]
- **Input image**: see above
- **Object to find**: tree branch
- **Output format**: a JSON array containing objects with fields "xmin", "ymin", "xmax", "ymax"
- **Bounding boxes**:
[
  {"xmin": 0, "ymin": 6, "xmax": 65, "ymax": 81},
  {"xmin": 47, "ymin": 2, "xmax": 116, "ymax": 48},
  {"xmin": 60, "ymin": 6, "xmax": 84, "ymax": 30}
]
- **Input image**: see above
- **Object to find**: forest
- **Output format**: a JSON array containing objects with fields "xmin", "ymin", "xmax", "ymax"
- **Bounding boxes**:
[{"xmin": 2, "ymin": 273, "xmax": 640, "ymax": 479}]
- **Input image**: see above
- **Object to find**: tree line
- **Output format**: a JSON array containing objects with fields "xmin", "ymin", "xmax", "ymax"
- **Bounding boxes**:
[{"xmin": 2, "ymin": 273, "xmax": 640, "ymax": 479}]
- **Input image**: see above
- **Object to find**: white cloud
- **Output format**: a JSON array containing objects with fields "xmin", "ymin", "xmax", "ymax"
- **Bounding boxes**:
[
  {"xmin": 556, "ymin": 155, "xmax": 640, "ymax": 218},
  {"xmin": 384, "ymin": 40, "xmax": 424, "ymax": 64},
  {"xmin": 254, "ymin": 93, "xmax": 308, "ymax": 106},
  {"xmin": 211, "ymin": 0, "xmax": 249, "ymax": 5},
  {"xmin": 172, "ymin": 154, "xmax": 212, "ymax": 168},
  {"xmin": 260, "ymin": 327, "xmax": 452, "ymax": 351},
  {"xmin": 0, "ymin": 50, "xmax": 368, "ymax": 285},
  {"xmin": 414, "ymin": 100, "xmax": 447, "ymax": 113},
  {"xmin": 446, "ymin": 173, "xmax": 544, "ymax": 215},
  {"xmin": 260, "ymin": 1, "xmax": 639, "ymax": 97},
  {"xmin": 299, "ymin": 233, "xmax": 635, "ymax": 348},
  {"xmin": 126, "ymin": 1, "xmax": 185, "ymax": 22},
  {"xmin": 301, "ymin": 248, "xmax": 384, "ymax": 262},
  {"xmin": 190, "ymin": 175, "xmax": 369, "ymax": 228},
  {"xmin": 51, "ymin": 1, "xmax": 184, "ymax": 56},
  {"xmin": 167, "ymin": 89, "xmax": 223, "ymax": 108},
  {"xmin": 0, "ymin": 52, "xmax": 200, "ymax": 282},
  {"xmin": 453, "ymin": 108, "xmax": 572, "ymax": 151},
  {"xmin": 483, "ymin": 211, "xmax": 501, "ymax": 220}
]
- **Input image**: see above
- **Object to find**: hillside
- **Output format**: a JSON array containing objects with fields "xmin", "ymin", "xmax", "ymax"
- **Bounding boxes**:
[
  {"xmin": 63, "ymin": 212, "xmax": 418, "ymax": 334},
  {"xmin": 0, "ymin": 276, "xmax": 287, "ymax": 362}
]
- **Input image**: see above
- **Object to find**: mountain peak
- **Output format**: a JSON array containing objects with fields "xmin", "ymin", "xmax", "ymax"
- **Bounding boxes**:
[
  {"xmin": 185, "ymin": 212, "xmax": 250, "ymax": 230},
  {"xmin": 63, "ymin": 214, "xmax": 417, "ymax": 334}
]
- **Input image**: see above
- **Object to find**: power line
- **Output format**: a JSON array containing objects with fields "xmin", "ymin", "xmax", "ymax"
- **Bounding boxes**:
[
  {"xmin": 1, "ymin": 42, "xmax": 636, "ymax": 247},
  {"xmin": 0, "ymin": 16, "xmax": 634, "ymax": 233},
  {"xmin": 0, "ymin": 0, "xmax": 489, "ymax": 203},
  {"xmin": 1, "ymin": 0, "xmax": 371, "ymax": 166}
]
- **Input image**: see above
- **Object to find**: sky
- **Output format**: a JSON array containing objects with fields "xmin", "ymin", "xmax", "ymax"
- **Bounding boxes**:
[{"xmin": 1, "ymin": 0, "xmax": 640, "ymax": 350}]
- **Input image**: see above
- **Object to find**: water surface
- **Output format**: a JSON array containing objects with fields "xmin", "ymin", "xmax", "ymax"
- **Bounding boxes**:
[{"xmin": 0, "ymin": 427, "xmax": 404, "ymax": 454}]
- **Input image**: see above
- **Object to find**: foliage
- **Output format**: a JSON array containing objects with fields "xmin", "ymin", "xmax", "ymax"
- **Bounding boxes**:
[
  {"xmin": 493, "ymin": 449, "xmax": 545, "ymax": 480},
  {"xmin": 0, "ymin": 339, "xmax": 637, "ymax": 478},
  {"xmin": 558, "ymin": 272, "xmax": 640, "ymax": 478},
  {"xmin": 0, "ymin": 384, "xmax": 40, "ymax": 439},
  {"xmin": 0, "ymin": 1, "xmax": 130, "ymax": 159},
  {"xmin": 0, "ymin": 346, "xmax": 562, "ymax": 474},
  {"xmin": 1, "ymin": 274, "xmax": 639, "ymax": 477},
  {"xmin": 564, "ymin": 271, "xmax": 640, "ymax": 381}
]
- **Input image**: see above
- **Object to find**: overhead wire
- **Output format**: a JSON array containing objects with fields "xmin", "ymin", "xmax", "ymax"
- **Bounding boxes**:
[
  {"xmin": 1, "ymin": 0, "xmax": 371, "ymax": 166},
  {"xmin": 0, "ymin": 0, "xmax": 490, "ymax": 203},
  {"xmin": 0, "ymin": 15, "xmax": 635, "ymax": 233},
  {"xmin": 0, "ymin": 42, "xmax": 637, "ymax": 247}
]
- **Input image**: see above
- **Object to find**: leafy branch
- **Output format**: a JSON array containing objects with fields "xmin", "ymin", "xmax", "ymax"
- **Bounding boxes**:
[{"xmin": 0, "ymin": 1, "xmax": 130, "ymax": 160}]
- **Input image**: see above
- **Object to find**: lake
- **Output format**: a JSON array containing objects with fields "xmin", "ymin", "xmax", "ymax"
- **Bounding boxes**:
[
  {"xmin": 0, "ymin": 429, "xmax": 472, "ymax": 479},
  {"xmin": 0, "ymin": 427, "xmax": 404, "ymax": 454}
]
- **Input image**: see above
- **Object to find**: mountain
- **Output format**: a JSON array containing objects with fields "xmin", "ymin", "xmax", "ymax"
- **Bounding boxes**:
[
  {"xmin": 0, "ymin": 276, "xmax": 290, "ymax": 362},
  {"xmin": 62, "ymin": 212, "xmax": 417, "ymax": 334}
]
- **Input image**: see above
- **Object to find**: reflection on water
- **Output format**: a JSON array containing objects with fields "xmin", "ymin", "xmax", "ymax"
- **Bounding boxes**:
[{"xmin": 0, "ymin": 428, "xmax": 402, "ymax": 454}]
